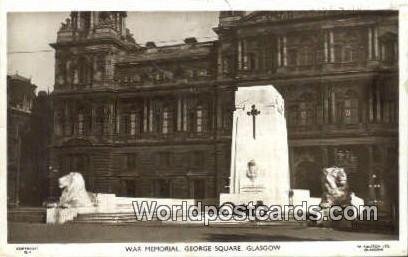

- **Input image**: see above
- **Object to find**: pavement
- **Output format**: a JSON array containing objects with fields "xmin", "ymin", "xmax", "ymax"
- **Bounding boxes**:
[{"xmin": 8, "ymin": 222, "xmax": 398, "ymax": 243}]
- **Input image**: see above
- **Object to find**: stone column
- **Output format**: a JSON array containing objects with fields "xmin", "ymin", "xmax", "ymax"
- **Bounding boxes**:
[
  {"xmin": 323, "ymin": 84, "xmax": 329, "ymax": 124},
  {"xmin": 374, "ymin": 26, "xmax": 379, "ymax": 60},
  {"xmin": 324, "ymin": 31, "xmax": 329, "ymax": 63},
  {"xmin": 149, "ymin": 99, "xmax": 153, "ymax": 132},
  {"xmin": 277, "ymin": 37, "xmax": 282, "ymax": 67},
  {"xmin": 321, "ymin": 146, "xmax": 329, "ymax": 168},
  {"xmin": 183, "ymin": 98, "xmax": 188, "ymax": 132},
  {"xmin": 329, "ymin": 30, "xmax": 335, "ymax": 63},
  {"xmin": 237, "ymin": 40, "xmax": 242, "ymax": 70},
  {"xmin": 116, "ymin": 102, "xmax": 120, "ymax": 135},
  {"xmin": 367, "ymin": 145, "xmax": 376, "ymax": 203},
  {"xmin": 91, "ymin": 102, "xmax": 96, "ymax": 135},
  {"xmin": 330, "ymin": 88, "xmax": 336, "ymax": 123},
  {"xmin": 282, "ymin": 36, "xmax": 287, "ymax": 66},
  {"xmin": 376, "ymin": 81, "xmax": 382, "ymax": 122},
  {"xmin": 242, "ymin": 39, "xmax": 248, "ymax": 69},
  {"xmin": 177, "ymin": 97, "xmax": 182, "ymax": 131},
  {"xmin": 368, "ymin": 82, "xmax": 374, "ymax": 122},
  {"xmin": 368, "ymin": 27, "xmax": 373, "ymax": 60},
  {"xmin": 216, "ymin": 92, "xmax": 223, "ymax": 130},
  {"xmin": 109, "ymin": 101, "xmax": 114, "ymax": 136},
  {"xmin": 217, "ymin": 46, "xmax": 223, "ymax": 75},
  {"xmin": 143, "ymin": 99, "xmax": 148, "ymax": 133}
]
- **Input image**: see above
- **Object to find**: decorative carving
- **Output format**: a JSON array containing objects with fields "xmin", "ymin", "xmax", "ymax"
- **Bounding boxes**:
[
  {"xmin": 239, "ymin": 11, "xmax": 357, "ymax": 25},
  {"xmin": 246, "ymin": 159, "xmax": 259, "ymax": 182},
  {"xmin": 59, "ymin": 18, "xmax": 72, "ymax": 31}
]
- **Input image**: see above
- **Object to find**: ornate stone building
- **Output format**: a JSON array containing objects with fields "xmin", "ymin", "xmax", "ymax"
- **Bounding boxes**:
[
  {"xmin": 49, "ymin": 11, "xmax": 398, "ymax": 213},
  {"xmin": 8, "ymin": 74, "xmax": 51, "ymax": 206}
]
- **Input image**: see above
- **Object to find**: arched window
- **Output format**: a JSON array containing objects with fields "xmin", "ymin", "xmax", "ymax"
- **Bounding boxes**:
[
  {"xmin": 339, "ymin": 90, "xmax": 359, "ymax": 124},
  {"xmin": 297, "ymin": 93, "xmax": 316, "ymax": 127},
  {"xmin": 333, "ymin": 30, "xmax": 361, "ymax": 63},
  {"xmin": 287, "ymin": 92, "xmax": 316, "ymax": 127},
  {"xmin": 77, "ymin": 112, "xmax": 84, "ymax": 135},
  {"xmin": 298, "ymin": 46, "xmax": 314, "ymax": 66}
]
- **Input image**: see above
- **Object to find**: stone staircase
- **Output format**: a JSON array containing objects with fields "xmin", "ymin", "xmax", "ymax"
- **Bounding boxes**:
[
  {"xmin": 8, "ymin": 207, "xmax": 47, "ymax": 223},
  {"xmin": 70, "ymin": 208, "xmax": 307, "ymax": 226}
]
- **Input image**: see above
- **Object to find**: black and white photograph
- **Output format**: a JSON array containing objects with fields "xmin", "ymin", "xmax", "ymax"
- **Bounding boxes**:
[{"xmin": 1, "ymin": 1, "xmax": 407, "ymax": 256}]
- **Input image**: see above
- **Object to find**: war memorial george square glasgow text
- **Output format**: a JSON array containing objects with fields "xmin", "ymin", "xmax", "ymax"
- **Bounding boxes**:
[{"xmin": 6, "ymin": 10, "xmax": 403, "ymax": 247}]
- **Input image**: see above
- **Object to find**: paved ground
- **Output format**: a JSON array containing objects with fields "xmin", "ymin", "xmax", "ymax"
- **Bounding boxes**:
[{"xmin": 8, "ymin": 222, "xmax": 397, "ymax": 243}]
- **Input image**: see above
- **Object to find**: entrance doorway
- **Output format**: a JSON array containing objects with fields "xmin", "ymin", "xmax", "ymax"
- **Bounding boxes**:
[
  {"xmin": 193, "ymin": 179, "xmax": 206, "ymax": 199},
  {"xmin": 156, "ymin": 179, "xmax": 170, "ymax": 198},
  {"xmin": 295, "ymin": 161, "xmax": 322, "ymax": 197}
]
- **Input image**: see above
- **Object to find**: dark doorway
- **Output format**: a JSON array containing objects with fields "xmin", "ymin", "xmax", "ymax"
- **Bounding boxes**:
[
  {"xmin": 124, "ymin": 179, "xmax": 135, "ymax": 196},
  {"xmin": 193, "ymin": 179, "xmax": 206, "ymax": 199},
  {"xmin": 156, "ymin": 179, "xmax": 170, "ymax": 198},
  {"xmin": 295, "ymin": 161, "xmax": 322, "ymax": 197}
]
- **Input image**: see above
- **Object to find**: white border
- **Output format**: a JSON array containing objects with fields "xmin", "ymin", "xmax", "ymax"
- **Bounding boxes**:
[{"xmin": 1, "ymin": 1, "xmax": 407, "ymax": 256}]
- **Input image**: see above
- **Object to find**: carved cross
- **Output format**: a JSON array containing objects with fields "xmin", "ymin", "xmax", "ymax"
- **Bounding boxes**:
[{"xmin": 247, "ymin": 104, "xmax": 261, "ymax": 139}]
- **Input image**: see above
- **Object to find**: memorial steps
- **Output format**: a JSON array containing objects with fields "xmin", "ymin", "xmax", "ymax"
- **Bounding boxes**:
[
  {"xmin": 8, "ymin": 207, "xmax": 47, "ymax": 223},
  {"xmin": 69, "ymin": 208, "xmax": 308, "ymax": 227}
]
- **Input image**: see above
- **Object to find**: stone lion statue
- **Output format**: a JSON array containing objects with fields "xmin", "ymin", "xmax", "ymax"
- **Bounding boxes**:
[
  {"xmin": 58, "ymin": 172, "xmax": 95, "ymax": 208},
  {"xmin": 320, "ymin": 167, "xmax": 351, "ymax": 208}
]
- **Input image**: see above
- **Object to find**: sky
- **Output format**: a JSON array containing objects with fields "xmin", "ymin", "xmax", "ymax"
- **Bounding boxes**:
[{"xmin": 7, "ymin": 12, "xmax": 219, "ymax": 93}]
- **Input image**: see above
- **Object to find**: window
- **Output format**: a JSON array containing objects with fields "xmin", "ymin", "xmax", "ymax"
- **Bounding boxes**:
[
  {"xmin": 196, "ymin": 105, "xmax": 203, "ymax": 133},
  {"xmin": 343, "ymin": 98, "xmax": 359, "ymax": 124},
  {"xmin": 120, "ymin": 113, "xmax": 131, "ymax": 135},
  {"xmin": 298, "ymin": 47, "xmax": 313, "ymax": 66},
  {"xmin": 333, "ymin": 30, "xmax": 362, "ymax": 64},
  {"xmin": 162, "ymin": 107, "xmax": 169, "ymax": 134},
  {"xmin": 78, "ymin": 57, "xmax": 93, "ymax": 85},
  {"xmin": 287, "ymin": 93, "xmax": 316, "ymax": 127},
  {"xmin": 65, "ymin": 154, "xmax": 89, "ymax": 173},
  {"xmin": 338, "ymin": 90, "xmax": 359, "ymax": 124},
  {"xmin": 380, "ymin": 33, "xmax": 397, "ymax": 65},
  {"xmin": 78, "ymin": 113, "xmax": 84, "ymax": 135},
  {"xmin": 297, "ymin": 101, "xmax": 315, "ymax": 127},
  {"xmin": 130, "ymin": 113, "xmax": 136, "ymax": 136}
]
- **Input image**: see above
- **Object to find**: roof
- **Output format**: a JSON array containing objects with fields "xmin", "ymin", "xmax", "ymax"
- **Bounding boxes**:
[
  {"xmin": 116, "ymin": 40, "xmax": 215, "ymax": 64},
  {"xmin": 7, "ymin": 74, "xmax": 37, "ymax": 90}
]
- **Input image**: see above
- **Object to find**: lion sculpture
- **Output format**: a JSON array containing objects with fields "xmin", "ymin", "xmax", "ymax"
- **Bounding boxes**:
[
  {"xmin": 320, "ymin": 167, "xmax": 352, "ymax": 208},
  {"xmin": 58, "ymin": 172, "xmax": 95, "ymax": 208}
]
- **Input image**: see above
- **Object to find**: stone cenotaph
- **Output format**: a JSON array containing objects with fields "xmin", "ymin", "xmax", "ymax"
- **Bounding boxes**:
[{"xmin": 220, "ymin": 85, "xmax": 292, "ymax": 206}]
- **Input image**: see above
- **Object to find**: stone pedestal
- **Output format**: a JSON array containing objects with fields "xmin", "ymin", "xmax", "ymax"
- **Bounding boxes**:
[{"xmin": 220, "ymin": 85, "xmax": 291, "ymax": 206}]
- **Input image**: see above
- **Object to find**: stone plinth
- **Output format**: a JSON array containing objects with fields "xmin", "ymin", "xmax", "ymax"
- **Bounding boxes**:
[{"xmin": 221, "ymin": 85, "xmax": 291, "ymax": 206}]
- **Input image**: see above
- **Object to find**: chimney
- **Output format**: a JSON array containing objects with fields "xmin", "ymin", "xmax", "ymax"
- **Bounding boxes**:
[
  {"xmin": 184, "ymin": 37, "xmax": 197, "ymax": 44},
  {"xmin": 145, "ymin": 41, "xmax": 157, "ymax": 48}
]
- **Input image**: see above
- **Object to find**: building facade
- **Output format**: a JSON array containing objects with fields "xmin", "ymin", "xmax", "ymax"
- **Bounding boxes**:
[
  {"xmin": 7, "ymin": 74, "xmax": 52, "ymax": 206},
  {"xmin": 49, "ymin": 11, "xmax": 398, "ymax": 213}
]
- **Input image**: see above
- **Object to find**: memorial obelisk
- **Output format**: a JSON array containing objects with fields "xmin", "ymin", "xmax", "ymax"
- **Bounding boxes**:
[{"xmin": 220, "ymin": 85, "xmax": 291, "ymax": 206}]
